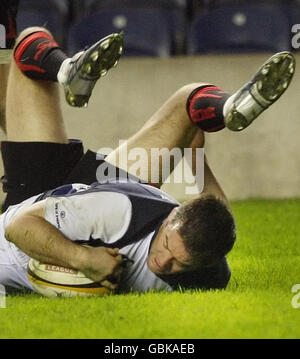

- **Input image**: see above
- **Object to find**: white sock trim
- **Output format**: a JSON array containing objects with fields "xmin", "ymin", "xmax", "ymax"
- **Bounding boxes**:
[
  {"xmin": 57, "ymin": 58, "xmax": 71, "ymax": 84},
  {"xmin": 223, "ymin": 94, "xmax": 236, "ymax": 117},
  {"xmin": 57, "ymin": 51, "xmax": 84, "ymax": 84}
]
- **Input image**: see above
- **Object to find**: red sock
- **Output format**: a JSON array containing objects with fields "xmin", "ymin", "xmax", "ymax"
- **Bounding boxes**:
[
  {"xmin": 14, "ymin": 31, "xmax": 67, "ymax": 81},
  {"xmin": 187, "ymin": 85, "xmax": 231, "ymax": 132}
]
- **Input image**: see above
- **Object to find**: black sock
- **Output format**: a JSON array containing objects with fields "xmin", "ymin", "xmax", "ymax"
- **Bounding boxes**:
[
  {"xmin": 14, "ymin": 31, "xmax": 68, "ymax": 81},
  {"xmin": 187, "ymin": 85, "xmax": 231, "ymax": 132}
]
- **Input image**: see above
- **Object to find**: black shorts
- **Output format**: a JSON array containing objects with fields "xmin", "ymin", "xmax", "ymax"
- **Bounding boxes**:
[
  {"xmin": 0, "ymin": 140, "xmax": 231, "ymax": 291},
  {"xmin": 0, "ymin": 140, "xmax": 136, "ymax": 211}
]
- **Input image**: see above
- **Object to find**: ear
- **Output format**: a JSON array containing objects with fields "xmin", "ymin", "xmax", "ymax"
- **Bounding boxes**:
[
  {"xmin": 170, "ymin": 206, "xmax": 178, "ymax": 216},
  {"xmin": 167, "ymin": 206, "xmax": 180, "ymax": 224}
]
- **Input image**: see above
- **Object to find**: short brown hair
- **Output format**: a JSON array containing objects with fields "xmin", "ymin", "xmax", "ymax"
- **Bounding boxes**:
[{"xmin": 173, "ymin": 195, "xmax": 236, "ymax": 269}]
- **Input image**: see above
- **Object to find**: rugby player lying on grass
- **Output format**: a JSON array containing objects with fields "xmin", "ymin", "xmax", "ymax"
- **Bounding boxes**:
[{"xmin": 0, "ymin": 4, "xmax": 295, "ymax": 294}]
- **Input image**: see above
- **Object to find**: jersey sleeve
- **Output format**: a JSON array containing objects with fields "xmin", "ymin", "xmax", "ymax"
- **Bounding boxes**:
[{"xmin": 43, "ymin": 191, "xmax": 132, "ymax": 244}]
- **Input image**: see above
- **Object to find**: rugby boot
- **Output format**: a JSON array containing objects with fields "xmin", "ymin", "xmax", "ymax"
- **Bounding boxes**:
[
  {"xmin": 63, "ymin": 32, "xmax": 124, "ymax": 107},
  {"xmin": 225, "ymin": 51, "xmax": 296, "ymax": 131}
]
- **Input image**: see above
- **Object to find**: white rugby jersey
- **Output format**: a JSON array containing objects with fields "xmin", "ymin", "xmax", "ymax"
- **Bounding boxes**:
[
  {"xmin": 0, "ymin": 181, "xmax": 179, "ymax": 293},
  {"xmin": 0, "ymin": 194, "xmax": 40, "ymax": 289}
]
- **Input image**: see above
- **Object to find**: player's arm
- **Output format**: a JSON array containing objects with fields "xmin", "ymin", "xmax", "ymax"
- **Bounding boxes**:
[
  {"xmin": 188, "ymin": 130, "xmax": 231, "ymax": 210},
  {"xmin": 4, "ymin": 200, "xmax": 123, "ymax": 289},
  {"xmin": 202, "ymin": 155, "xmax": 231, "ymax": 210}
]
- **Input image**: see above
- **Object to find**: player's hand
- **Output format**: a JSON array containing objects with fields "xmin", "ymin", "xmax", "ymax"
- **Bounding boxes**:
[{"xmin": 78, "ymin": 246, "xmax": 123, "ymax": 290}]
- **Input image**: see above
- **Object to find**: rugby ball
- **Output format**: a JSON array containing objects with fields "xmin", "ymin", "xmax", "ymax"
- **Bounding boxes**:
[{"xmin": 27, "ymin": 259, "xmax": 111, "ymax": 298}]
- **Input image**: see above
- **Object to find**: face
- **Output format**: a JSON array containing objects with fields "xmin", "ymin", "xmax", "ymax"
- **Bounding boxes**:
[{"xmin": 147, "ymin": 209, "xmax": 192, "ymax": 276}]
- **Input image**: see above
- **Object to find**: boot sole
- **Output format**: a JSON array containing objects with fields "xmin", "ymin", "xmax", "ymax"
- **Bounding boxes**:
[
  {"xmin": 225, "ymin": 52, "xmax": 296, "ymax": 131},
  {"xmin": 65, "ymin": 33, "xmax": 124, "ymax": 107}
]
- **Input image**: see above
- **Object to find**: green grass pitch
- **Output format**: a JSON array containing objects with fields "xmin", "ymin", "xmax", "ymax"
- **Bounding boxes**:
[{"xmin": 0, "ymin": 199, "xmax": 300, "ymax": 339}]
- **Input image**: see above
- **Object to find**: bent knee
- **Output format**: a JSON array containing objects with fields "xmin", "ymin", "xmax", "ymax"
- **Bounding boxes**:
[
  {"xmin": 175, "ymin": 82, "xmax": 212, "ymax": 101},
  {"xmin": 15, "ymin": 27, "xmax": 53, "ymax": 48}
]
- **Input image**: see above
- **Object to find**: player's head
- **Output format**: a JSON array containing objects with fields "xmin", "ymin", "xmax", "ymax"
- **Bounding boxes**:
[{"xmin": 147, "ymin": 195, "xmax": 236, "ymax": 276}]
